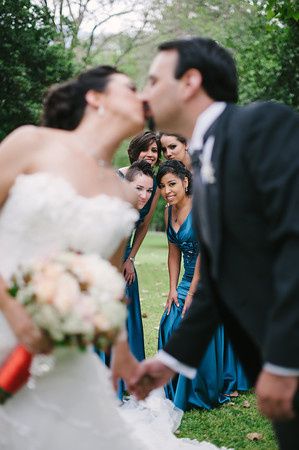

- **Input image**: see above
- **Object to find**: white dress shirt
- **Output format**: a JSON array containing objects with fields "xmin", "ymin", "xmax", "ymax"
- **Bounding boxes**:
[{"xmin": 157, "ymin": 101, "xmax": 299, "ymax": 378}]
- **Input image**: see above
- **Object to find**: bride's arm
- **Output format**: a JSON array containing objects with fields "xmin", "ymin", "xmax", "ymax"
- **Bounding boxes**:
[
  {"xmin": 0, "ymin": 277, "xmax": 52, "ymax": 354},
  {"xmin": 0, "ymin": 126, "xmax": 52, "ymax": 354}
]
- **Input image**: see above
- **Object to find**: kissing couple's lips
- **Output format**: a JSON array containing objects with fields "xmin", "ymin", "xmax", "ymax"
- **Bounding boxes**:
[
  {"xmin": 142, "ymin": 101, "xmax": 152, "ymax": 119},
  {"xmin": 143, "ymin": 101, "xmax": 156, "ymax": 131}
]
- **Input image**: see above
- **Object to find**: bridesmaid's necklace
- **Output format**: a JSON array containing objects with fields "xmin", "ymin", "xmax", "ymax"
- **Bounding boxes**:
[
  {"xmin": 173, "ymin": 210, "xmax": 179, "ymax": 223},
  {"xmin": 172, "ymin": 206, "xmax": 180, "ymax": 224},
  {"xmin": 172, "ymin": 202, "xmax": 191, "ymax": 224}
]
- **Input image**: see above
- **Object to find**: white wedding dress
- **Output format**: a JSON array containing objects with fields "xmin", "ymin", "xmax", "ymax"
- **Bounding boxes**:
[{"xmin": 0, "ymin": 173, "xmax": 228, "ymax": 450}]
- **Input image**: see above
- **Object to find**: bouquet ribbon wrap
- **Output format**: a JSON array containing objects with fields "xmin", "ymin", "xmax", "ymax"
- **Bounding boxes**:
[{"xmin": 0, "ymin": 344, "xmax": 32, "ymax": 404}]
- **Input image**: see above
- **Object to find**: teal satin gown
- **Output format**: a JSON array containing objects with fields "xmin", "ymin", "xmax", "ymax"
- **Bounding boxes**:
[
  {"xmin": 124, "ymin": 177, "xmax": 157, "ymax": 366},
  {"xmin": 97, "ymin": 176, "xmax": 157, "ymax": 399},
  {"xmin": 158, "ymin": 206, "xmax": 250, "ymax": 411}
]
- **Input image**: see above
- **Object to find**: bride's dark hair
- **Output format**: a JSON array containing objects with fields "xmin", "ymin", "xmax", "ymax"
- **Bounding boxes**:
[{"xmin": 41, "ymin": 65, "xmax": 121, "ymax": 130}]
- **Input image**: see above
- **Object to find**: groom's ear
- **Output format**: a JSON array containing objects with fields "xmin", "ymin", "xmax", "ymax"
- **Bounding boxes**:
[{"xmin": 180, "ymin": 69, "xmax": 202, "ymax": 100}]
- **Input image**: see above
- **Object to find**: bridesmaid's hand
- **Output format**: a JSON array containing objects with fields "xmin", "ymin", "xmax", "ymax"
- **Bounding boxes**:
[
  {"xmin": 111, "ymin": 340, "xmax": 139, "ymax": 391},
  {"xmin": 123, "ymin": 258, "xmax": 135, "ymax": 285},
  {"xmin": 182, "ymin": 293, "xmax": 193, "ymax": 318},
  {"xmin": 0, "ymin": 277, "xmax": 52, "ymax": 355},
  {"xmin": 165, "ymin": 290, "xmax": 179, "ymax": 315}
]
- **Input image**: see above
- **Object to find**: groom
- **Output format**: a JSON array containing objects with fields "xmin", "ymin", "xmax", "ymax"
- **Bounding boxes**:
[{"xmin": 130, "ymin": 37, "xmax": 299, "ymax": 449}]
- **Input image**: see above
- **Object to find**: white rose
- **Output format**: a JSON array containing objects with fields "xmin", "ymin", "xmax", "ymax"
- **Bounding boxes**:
[
  {"xmin": 31, "ymin": 274, "xmax": 57, "ymax": 304},
  {"xmin": 31, "ymin": 304, "xmax": 64, "ymax": 341},
  {"xmin": 93, "ymin": 313, "xmax": 112, "ymax": 332},
  {"xmin": 74, "ymin": 294, "xmax": 97, "ymax": 321},
  {"xmin": 53, "ymin": 273, "xmax": 80, "ymax": 315}
]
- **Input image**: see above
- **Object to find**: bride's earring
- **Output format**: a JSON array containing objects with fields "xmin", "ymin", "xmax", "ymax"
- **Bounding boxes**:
[{"xmin": 98, "ymin": 104, "xmax": 105, "ymax": 116}]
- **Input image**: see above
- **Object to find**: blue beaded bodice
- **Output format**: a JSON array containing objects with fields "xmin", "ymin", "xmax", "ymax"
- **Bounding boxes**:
[{"xmin": 167, "ymin": 206, "xmax": 199, "ymax": 279}]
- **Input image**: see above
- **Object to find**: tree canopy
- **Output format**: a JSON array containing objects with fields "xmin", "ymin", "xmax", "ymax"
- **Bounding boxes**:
[
  {"xmin": 0, "ymin": 0, "xmax": 75, "ymax": 140},
  {"xmin": 1, "ymin": 0, "xmax": 298, "ymax": 228}
]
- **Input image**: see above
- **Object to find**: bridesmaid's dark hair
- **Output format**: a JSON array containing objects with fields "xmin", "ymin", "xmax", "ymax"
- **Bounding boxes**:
[
  {"xmin": 125, "ymin": 160, "xmax": 154, "ymax": 182},
  {"xmin": 157, "ymin": 160, "xmax": 192, "ymax": 196},
  {"xmin": 127, "ymin": 131, "xmax": 162, "ymax": 166},
  {"xmin": 42, "ymin": 66, "xmax": 121, "ymax": 130},
  {"xmin": 158, "ymin": 132, "xmax": 187, "ymax": 146}
]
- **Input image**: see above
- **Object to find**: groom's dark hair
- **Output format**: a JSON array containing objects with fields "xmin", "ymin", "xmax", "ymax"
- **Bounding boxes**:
[{"xmin": 158, "ymin": 37, "xmax": 238, "ymax": 103}]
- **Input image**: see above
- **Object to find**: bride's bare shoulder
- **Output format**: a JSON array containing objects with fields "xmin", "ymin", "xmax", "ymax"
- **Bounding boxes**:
[
  {"xmin": 0, "ymin": 126, "xmax": 71, "ymax": 168},
  {"xmin": 1, "ymin": 125, "xmax": 65, "ymax": 147},
  {"xmin": 0, "ymin": 126, "xmax": 58, "ymax": 204},
  {"xmin": 0, "ymin": 125, "xmax": 46, "ymax": 154}
]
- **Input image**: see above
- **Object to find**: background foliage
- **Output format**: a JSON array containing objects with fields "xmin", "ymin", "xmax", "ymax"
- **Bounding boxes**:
[
  {"xmin": 1, "ymin": 0, "xmax": 298, "ymax": 227},
  {"xmin": 0, "ymin": 0, "xmax": 75, "ymax": 140}
]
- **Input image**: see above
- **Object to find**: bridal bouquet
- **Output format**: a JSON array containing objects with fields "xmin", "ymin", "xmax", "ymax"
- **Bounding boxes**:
[{"xmin": 0, "ymin": 251, "xmax": 127, "ymax": 403}]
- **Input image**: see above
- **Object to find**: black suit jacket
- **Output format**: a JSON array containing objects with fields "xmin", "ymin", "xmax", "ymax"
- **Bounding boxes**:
[{"xmin": 164, "ymin": 102, "xmax": 299, "ymax": 383}]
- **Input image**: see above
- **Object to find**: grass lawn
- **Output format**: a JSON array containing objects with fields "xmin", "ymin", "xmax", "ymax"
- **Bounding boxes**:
[{"xmin": 136, "ymin": 231, "xmax": 278, "ymax": 450}]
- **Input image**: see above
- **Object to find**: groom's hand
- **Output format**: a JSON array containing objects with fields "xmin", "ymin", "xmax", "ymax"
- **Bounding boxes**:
[
  {"xmin": 256, "ymin": 370, "xmax": 298, "ymax": 421},
  {"xmin": 128, "ymin": 358, "xmax": 176, "ymax": 400}
]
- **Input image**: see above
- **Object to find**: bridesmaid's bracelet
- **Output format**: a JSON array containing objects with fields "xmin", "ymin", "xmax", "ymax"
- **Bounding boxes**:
[{"xmin": 187, "ymin": 291, "xmax": 194, "ymax": 296}]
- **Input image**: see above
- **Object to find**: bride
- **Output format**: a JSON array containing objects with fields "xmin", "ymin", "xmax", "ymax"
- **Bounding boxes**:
[{"xmin": 0, "ymin": 66, "xmax": 226, "ymax": 450}]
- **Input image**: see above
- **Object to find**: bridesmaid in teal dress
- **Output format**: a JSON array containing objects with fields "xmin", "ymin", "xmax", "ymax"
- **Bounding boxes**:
[
  {"xmin": 119, "ymin": 131, "xmax": 161, "ymax": 292},
  {"xmin": 120, "ymin": 162, "xmax": 156, "ymax": 367},
  {"xmin": 98, "ymin": 132, "xmax": 160, "ymax": 399},
  {"xmin": 157, "ymin": 160, "xmax": 249, "ymax": 411},
  {"xmin": 118, "ymin": 132, "xmax": 160, "ymax": 366}
]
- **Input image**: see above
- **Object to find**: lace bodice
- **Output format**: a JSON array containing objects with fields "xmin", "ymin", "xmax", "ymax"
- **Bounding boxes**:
[
  {"xmin": 0, "ymin": 172, "xmax": 138, "ymax": 280},
  {"xmin": 0, "ymin": 172, "xmax": 138, "ymax": 360}
]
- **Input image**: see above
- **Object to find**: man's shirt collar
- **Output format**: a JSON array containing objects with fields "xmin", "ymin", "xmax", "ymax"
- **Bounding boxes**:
[{"xmin": 189, "ymin": 102, "xmax": 227, "ymax": 154}]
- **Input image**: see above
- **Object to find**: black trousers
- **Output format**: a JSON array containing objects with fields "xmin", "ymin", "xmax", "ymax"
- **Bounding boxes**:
[{"xmin": 273, "ymin": 415, "xmax": 299, "ymax": 450}]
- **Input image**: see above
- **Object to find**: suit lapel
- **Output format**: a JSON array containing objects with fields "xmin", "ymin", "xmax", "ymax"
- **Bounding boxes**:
[{"xmin": 204, "ymin": 104, "xmax": 235, "ymax": 279}]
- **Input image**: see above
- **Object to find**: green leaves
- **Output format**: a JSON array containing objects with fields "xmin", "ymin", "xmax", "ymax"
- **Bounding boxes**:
[
  {"xmin": 0, "ymin": 0, "xmax": 75, "ymax": 140},
  {"xmin": 264, "ymin": 0, "xmax": 299, "ymax": 22}
]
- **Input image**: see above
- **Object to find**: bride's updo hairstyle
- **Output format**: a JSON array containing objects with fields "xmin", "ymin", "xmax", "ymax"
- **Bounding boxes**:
[
  {"xmin": 42, "ymin": 65, "xmax": 120, "ymax": 130},
  {"xmin": 157, "ymin": 160, "xmax": 192, "ymax": 196}
]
